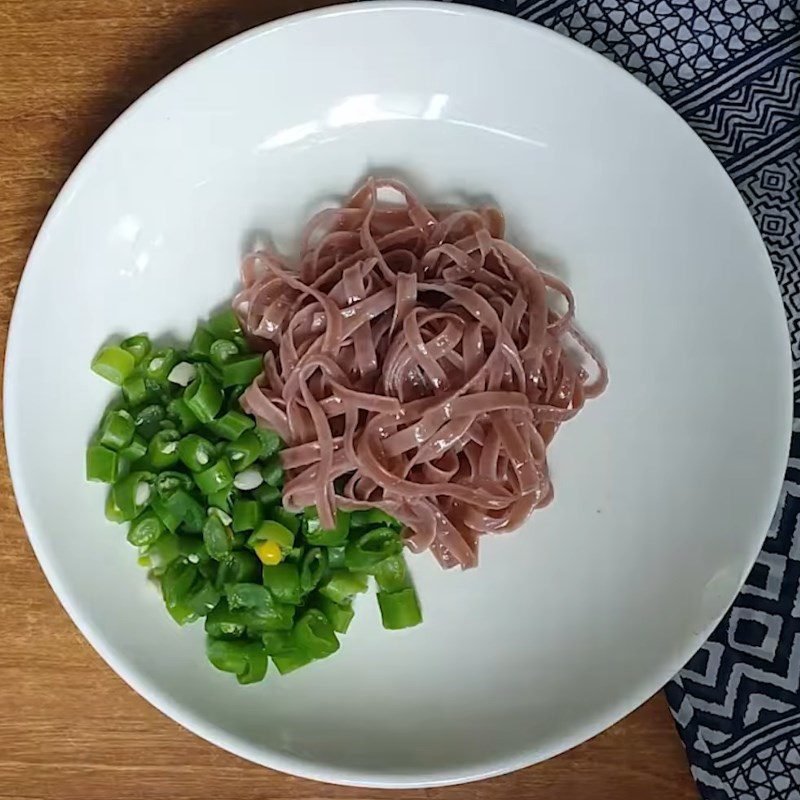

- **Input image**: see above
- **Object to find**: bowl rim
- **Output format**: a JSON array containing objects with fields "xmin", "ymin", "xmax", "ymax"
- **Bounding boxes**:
[{"xmin": 4, "ymin": 1, "xmax": 793, "ymax": 787}]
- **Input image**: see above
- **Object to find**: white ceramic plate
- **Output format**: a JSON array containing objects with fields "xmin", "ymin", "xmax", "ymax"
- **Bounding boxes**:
[{"xmin": 5, "ymin": 2, "xmax": 791, "ymax": 788}]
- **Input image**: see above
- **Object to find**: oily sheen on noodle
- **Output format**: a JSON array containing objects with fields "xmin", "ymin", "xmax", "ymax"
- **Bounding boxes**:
[{"xmin": 235, "ymin": 179, "xmax": 606, "ymax": 569}]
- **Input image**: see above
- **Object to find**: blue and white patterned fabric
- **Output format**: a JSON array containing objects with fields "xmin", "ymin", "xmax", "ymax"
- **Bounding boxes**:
[
  {"xmin": 467, "ymin": 1, "xmax": 798, "ymax": 796},
  {"xmin": 418, "ymin": 1, "xmax": 800, "ymax": 797}
]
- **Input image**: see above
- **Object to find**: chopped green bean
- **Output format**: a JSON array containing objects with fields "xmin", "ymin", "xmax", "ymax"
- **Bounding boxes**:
[
  {"xmin": 105, "ymin": 491, "xmax": 126, "ymax": 523},
  {"xmin": 252, "ymin": 483, "xmax": 281, "ymax": 506},
  {"xmin": 194, "ymin": 458, "xmax": 233, "ymax": 495},
  {"xmin": 231, "ymin": 499, "xmax": 263, "ymax": 532},
  {"xmin": 154, "ymin": 470, "xmax": 193, "ymax": 498},
  {"xmin": 92, "ymin": 346, "xmax": 136, "ymax": 385},
  {"xmin": 112, "ymin": 470, "xmax": 154, "ymax": 520},
  {"xmin": 221, "ymin": 354, "xmax": 262, "ymax": 388},
  {"xmin": 209, "ymin": 338, "xmax": 240, "ymax": 368},
  {"xmin": 207, "ymin": 308, "xmax": 241, "ymax": 340},
  {"xmin": 299, "ymin": 547, "xmax": 327, "ymax": 593},
  {"xmin": 327, "ymin": 545, "xmax": 346, "ymax": 569},
  {"xmin": 150, "ymin": 495, "xmax": 181, "ymax": 533},
  {"xmin": 145, "ymin": 348, "xmax": 179, "ymax": 384},
  {"xmin": 294, "ymin": 609, "xmax": 339, "ymax": 659},
  {"xmin": 350, "ymin": 509, "xmax": 402, "ymax": 529},
  {"xmin": 134, "ymin": 404, "xmax": 166, "ymax": 440},
  {"xmin": 147, "ymin": 429, "xmax": 181, "ymax": 469},
  {"xmin": 184, "ymin": 365, "xmax": 223, "ymax": 423},
  {"xmin": 122, "ymin": 373, "xmax": 149, "ymax": 405},
  {"xmin": 318, "ymin": 570, "xmax": 369, "ymax": 605},
  {"xmin": 207, "ymin": 410, "xmax": 254, "ymax": 441},
  {"xmin": 374, "ymin": 554, "xmax": 409, "ymax": 592},
  {"xmin": 272, "ymin": 648, "xmax": 315, "ymax": 675},
  {"xmin": 162, "ymin": 488, "xmax": 205, "ymax": 533},
  {"xmin": 206, "ymin": 637, "xmax": 267, "ymax": 684},
  {"xmin": 304, "ymin": 507, "xmax": 350, "ymax": 546},
  {"xmin": 261, "ymin": 562, "xmax": 303, "ymax": 605},
  {"xmin": 377, "ymin": 588, "xmax": 422, "ymax": 630},
  {"xmin": 189, "ymin": 326, "xmax": 215, "ymax": 359},
  {"xmin": 214, "ymin": 550, "xmax": 260, "ymax": 588},
  {"xmin": 248, "ymin": 520, "xmax": 295, "ymax": 551},
  {"xmin": 226, "ymin": 583, "xmax": 294, "ymax": 632},
  {"xmin": 253, "ymin": 426, "xmax": 282, "ymax": 459},
  {"xmin": 120, "ymin": 334, "xmax": 152, "ymax": 365},
  {"xmin": 223, "ymin": 430, "xmax": 262, "ymax": 472},
  {"xmin": 345, "ymin": 527, "xmax": 403, "ymax": 572},
  {"xmin": 204, "ymin": 598, "xmax": 247, "ymax": 639},
  {"xmin": 127, "ymin": 510, "xmax": 165, "ymax": 547},
  {"xmin": 166, "ymin": 398, "xmax": 199, "ymax": 434},
  {"xmin": 261, "ymin": 630, "xmax": 295, "ymax": 656},
  {"xmin": 260, "ymin": 454, "xmax": 283, "ymax": 487},
  {"xmin": 202, "ymin": 514, "xmax": 233, "ymax": 561},
  {"xmin": 86, "ymin": 444, "xmax": 119, "ymax": 483},
  {"xmin": 177, "ymin": 434, "xmax": 216, "ymax": 472},
  {"xmin": 119, "ymin": 434, "xmax": 147, "ymax": 463},
  {"xmin": 313, "ymin": 594, "xmax": 355, "ymax": 634},
  {"xmin": 99, "ymin": 410, "xmax": 135, "ymax": 451}
]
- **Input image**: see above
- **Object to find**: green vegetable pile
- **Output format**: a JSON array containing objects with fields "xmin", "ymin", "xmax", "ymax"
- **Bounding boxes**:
[{"xmin": 87, "ymin": 310, "xmax": 422, "ymax": 684}]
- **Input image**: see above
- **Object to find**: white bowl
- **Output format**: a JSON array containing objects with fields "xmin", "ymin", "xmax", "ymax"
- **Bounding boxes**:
[{"xmin": 4, "ymin": 2, "xmax": 791, "ymax": 788}]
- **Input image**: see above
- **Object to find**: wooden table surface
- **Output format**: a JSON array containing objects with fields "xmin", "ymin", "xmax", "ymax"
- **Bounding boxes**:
[{"xmin": 0, "ymin": 2, "xmax": 700, "ymax": 798}]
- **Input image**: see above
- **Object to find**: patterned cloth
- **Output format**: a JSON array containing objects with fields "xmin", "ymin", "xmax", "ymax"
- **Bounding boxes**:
[{"xmin": 409, "ymin": 1, "xmax": 800, "ymax": 796}]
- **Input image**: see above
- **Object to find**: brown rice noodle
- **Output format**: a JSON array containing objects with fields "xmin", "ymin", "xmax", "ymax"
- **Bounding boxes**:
[{"xmin": 234, "ymin": 178, "xmax": 607, "ymax": 569}]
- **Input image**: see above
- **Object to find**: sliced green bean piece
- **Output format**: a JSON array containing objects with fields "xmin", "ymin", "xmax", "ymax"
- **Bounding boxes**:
[
  {"xmin": 202, "ymin": 515, "xmax": 233, "ymax": 561},
  {"xmin": 119, "ymin": 434, "xmax": 147, "ymax": 463},
  {"xmin": 207, "ymin": 308, "xmax": 241, "ymax": 340},
  {"xmin": 214, "ymin": 550, "xmax": 260, "ymax": 588},
  {"xmin": 86, "ymin": 444, "xmax": 119, "ymax": 483},
  {"xmin": 377, "ymin": 587, "xmax": 422, "ymax": 630},
  {"xmin": 293, "ymin": 609, "xmax": 339, "ymax": 659},
  {"xmin": 120, "ymin": 334, "xmax": 152, "ymax": 365},
  {"xmin": 272, "ymin": 648, "xmax": 315, "ymax": 675},
  {"xmin": 313, "ymin": 594, "xmax": 355, "ymax": 634},
  {"xmin": 299, "ymin": 547, "xmax": 327, "ymax": 593},
  {"xmin": 318, "ymin": 570, "xmax": 369, "ymax": 605},
  {"xmin": 134, "ymin": 404, "xmax": 166, "ymax": 440},
  {"xmin": 304, "ymin": 507, "xmax": 350, "ymax": 546},
  {"xmin": 127, "ymin": 510, "xmax": 165, "ymax": 547},
  {"xmin": 344, "ymin": 527, "xmax": 403, "ymax": 572},
  {"xmin": 207, "ymin": 410, "xmax": 254, "ymax": 441},
  {"xmin": 221, "ymin": 354, "xmax": 262, "ymax": 388},
  {"xmin": 224, "ymin": 431, "xmax": 262, "ymax": 472},
  {"xmin": 194, "ymin": 458, "xmax": 234, "ymax": 495},
  {"xmin": 166, "ymin": 398, "xmax": 199, "ymax": 434},
  {"xmin": 260, "ymin": 455, "xmax": 283, "ymax": 487},
  {"xmin": 209, "ymin": 338, "xmax": 240, "ymax": 369},
  {"xmin": 374, "ymin": 554, "xmax": 409, "ymax": 592},
  {"xmin": 327, "ymin": 545, "xmax": 346, "ymax": 569},
  {"xmin": 261, "ymin": 563, "xmax": 303, "ymax": 605},
  {"xmin": 99, "ymin": 409, "xmax": 135, "ymax": 451},
  {"xmin": 253, "ymin": 426, "xmax": 282, "ymax": 459},
  {"xmin": 122, "ymin": 373, "xmax": 149, "ymax": 405},
  {"xmin": 147, "ymin": 429, "xmax": 181, "ymax": 469},
  {"xmin": 232, "ymin": 499, "xmax": 263, "ymax": 533},
  {"xmin": 145, "ymin": 348, "xmax": 179, "ymax": 384},
  {"xmin": 253, "ymin": 483, "xmax": 281, "ymax": 506},
  {"xmin": 350, "ymin": 509, "xmax": 402, "ymax": 529},
  {"xmin": 112, "ymin": 470, "xmax": 154, "ymax": 520},
  {"xmin": 204, "ymin": 598, "xmax": 248, "ymax": 639},
  {"xmin": 189, "ymin": 326, "xmax": 215, "ymax": 359},
  {"xmin": 206, "ymin": 637, "xmax": 268, "ymax": 685},
  {"xmin": 92, "ymin": 346, "xmax": 135, "ymax": 385},
  {"xmin": 184, "ymin": 365, "xmax": 223, "ymax": 423},
  {"xmin": 261, "ymin": 630, "xmax": 295, "ymax": 656},
  {"xmin": 178, "ymin": 434, "xmax": 215, "ymax": 472}
]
